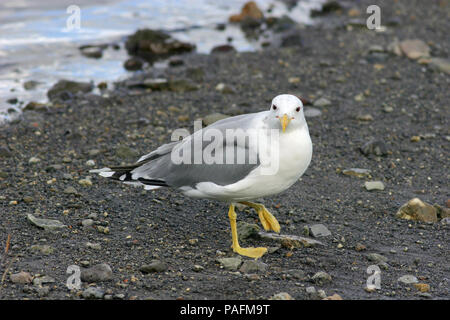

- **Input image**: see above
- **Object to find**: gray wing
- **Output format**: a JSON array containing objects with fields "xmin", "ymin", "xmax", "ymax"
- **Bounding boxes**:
[{"xmin": 130, "ymin": 112, "xmax": 263, "ymax": 188}]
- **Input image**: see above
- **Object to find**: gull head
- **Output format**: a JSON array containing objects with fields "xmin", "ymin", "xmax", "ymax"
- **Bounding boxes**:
[{"xmin": 269, "ymin": 94, "xmax": 305, "ymax": 132}]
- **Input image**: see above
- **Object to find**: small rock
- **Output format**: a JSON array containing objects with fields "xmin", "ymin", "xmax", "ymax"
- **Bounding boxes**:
[
  {"xmin": 82, "ymin": 219, "xmax": 95, "ymax": 227},
  {"xmin": 23, "ymin": 80, "xmax": 41, "ymax": 90},
  {"xmin": 27, "ymin": 214, "xmax": 66, "ymax": 231},
  {"xmin": 356, "ymin": 114, "xmax": 374, "ymax": 121},
  {"xmin": 192, "ymin": 265, "xmax": 204, "ymax": 272},
  {"xmin": 323, "ymin": 293, "xmax": 343, "ymax": 300},
  {"xmin": 428, "ymin": 58, "xmax": 450, "ymax": 75},
  {"xmin": 140, "ymin": 260, "xmax": 167, "ymax": 273},
  {"xmin": 342, "ymin": 168, "xmax": 371, "ymax": 178},
  {"xmin": 88, "ymin": 149, "xmax": 102, "ymax": 157},
  {"xmin": 211, "ymin": 44, "xmax": 237, "ymax": 54},
  {"xmin": 414, "ymin": 283, "xmax": 430, "ymax": 292},
  {"xmin": 78, "ymin": 178, "xmax": 93, "ymax": 186},
  {"xmin": 311, "ymin": 271, "xmax": 332, "ymax": 285},
  {"xmin": 28, "ymin": 156, "xmax": 41, "ymax": 164},
  {"xmin": 86, "ymin": 160, "xmax": 95, "ymax": 167},
  {"xmin": 82, "ymin": 287, "xmax": 105, "ymax": 299},
  {"xmin": 47, "ymin": 79, "xmax": 93, "ymax": 101},
  {"xmin": 396, "ymin": 198, "xmax": 438, "ymax": 223},
  {"xmin": 32, "ymin": 275, "xmax": 55, "ymax": 286},
  {"xmin": 239, "ymin": 260, "xmax": 267, "ymax": 274},
  {"xmin": 30, "ymin": 244, "xmax": 54, "ymax": 255},
  {"xmin": 398, "ymin": 275, "xmax": 419, "ymax": 285},
  {"xmin": 215, "ymin": 83, "xmax": 235, "ymax": 94},
  {"xmin": 304, "ymin": 107, "xmax": 322, "ymax": 118},
  {"xmin": 86, "ymin": 242, "xmax": 102, "ymax": 250},
  {"xmin": 237, "ymin": 221, "xmax": 260, "ymax": 240},
  {"xmin": 270, "ymin": 292, "xmax": 293, "ymax": 300},
  {"xmin": 217, "ymin": 257, "xmax": 243, "ymax": 271},
  {"xmin": 309, "ymin": 224, "xmax": 331, "ymax": 237},
  {"xmin": 123, "ymin": 57, "xmax": 143, "ymax": 71},
  {"xmin": 81, "ymin": 263, "xmax": 113, "ymax": 282},
  {"xmin": 10, "ymin": 272, "xmax": 33, "ymax": 284},
  {"xmin": 202, "ymin": 113, "xmax": 230, "ymax": 126},
  {"xmin": 23, "ymin": 102, "xmax": 48, "ymax": 112},
  {"xmin": 23, "ymin": 196, "xmax": 34, "ymax": 203},
  {"xmin": 399, "ymin": 39, "xmax": 430, "ymax": 60},
  {"xmin": 311, "ymin": 1, "xmax": 342, "ymax": 17},
  {"xmin": 306, "ymin": 286, "xmax": 317, "ymax": 297},
  {"xmin": 0, "ymin": 146, "xmax": 12, "ymax": 158},
  {"xmin": 360, "ymin": 140, "xmax": 388, "ymax": 156},
  {"xmin": 367, "ymin": 253, "xmax": 388, "ymax": 264},
  {"xmin": 64, "ymin": 186, "xmax": 78, "ymax": 194},
  {"xmin": 410, "ymin": 135, "xmax": 421, "ymax": 142},
  {"xmin": 364, "ymin": 181, "xmax": 385, "ymax": 191},
  {"xmin": 355, "ymin": 243, "xmax": 367, "ymax": 251},
  {"xmin": 313, "ymin": 97, "xmax": 331, "ymax": 107},
  {"xmin": 116, "ymin": 145, "xmax": 139, "ymax": 159}
]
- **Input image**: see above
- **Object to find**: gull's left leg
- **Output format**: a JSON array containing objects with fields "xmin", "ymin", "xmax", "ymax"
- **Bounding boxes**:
[{"xmin": 239, "ymin": 201, "xmax": 281, "ymax": 233}]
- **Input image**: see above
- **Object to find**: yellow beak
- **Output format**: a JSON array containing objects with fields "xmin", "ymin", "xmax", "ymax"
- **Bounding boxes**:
[{"xmin": 280, "ymin": 114, "xmax": 291, "ymax": 133}]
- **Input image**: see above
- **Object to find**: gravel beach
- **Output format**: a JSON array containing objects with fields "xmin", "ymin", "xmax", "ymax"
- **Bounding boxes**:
[{"xmin": 0, "ymin": 0, "xmax": 449, "ymax": 300}]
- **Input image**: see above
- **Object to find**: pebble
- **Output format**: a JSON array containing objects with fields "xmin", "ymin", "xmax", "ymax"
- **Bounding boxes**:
[
  {"xmin": 306, "ymin": 286, "xmax": 317, "ymax": 297},
  {"xmin": 364, "ymin": 181, "xmax": 385, "ymax": 191},
  {"xmin": 360, "ymin": 140, "xmax": 388, "ymax": 156},
  {"xmin": 309, "ymin": 224, "xmax": 331, "ymax": 237},
  {"xmin": 23, "ymin": 196, "xmax": 34, "ymax": 203},
  {"xmin": 215, "ymin": 83, "xmax": 235, "ymax": 94},
  {"xmin": 323, "ymin": 293, "xmax": 343, "ymax": 300},
  {"xmin": 82, "ymin": 287, "xmax": 105, "ymax": 299},
  {"xmin": 78, "ymin": 178, "xmax": 93, "ymax": 186},
  {"xmin": 217, "ymin": 257, "xmax": 243, "ymax": 271},
  {"xmin": 356, "ymin": 114, "xmax": 374, "ymax": 121},
  {"xmin": 303, "ymin": 107, "xmax": 322, "ymax": 118},
  {"xmin": 398, "ymin": 275, "xmax": 419, "ymax": 285},
  {"xmin": 30, "ymin": 244, "xmax": 54, "ymax": 255},
  {"xmin": 428, "ymin": 58, "xmax": 450, "ymax": 75},
  {"xmin": 239, "ymin": 260, "xmax": 267, "ymax": 274},
  {"xmin": 410, "ymin": 135, "xmax": 421, "ymax": 142},
  {"xmin": 414, "ymin": 283, "xmax": 430, "ymax": 292},
  {"xmin": 28, "ymin": 156, "xmax": 41, "ymax": 164},
  {"xmin": 81, "ymin": 263, "xmax": 113, "ymax": 282},
  {"xmin": 82, "ymin": 219, "xmax": 95, "ymax": 227},
  {"xmin": 237, "ymin": 221, "xmax": 260, "ymax": 240},
  {"xmin": 367, "ymin": 253, "xmax": 388, "ymax": 264},
  {"xmin": 27, "ymin": 214, "xmax": 66, "ymax": 231},
  {"xmin": 192, "ymin": 265, "xmax": 204, "ymax": 272},
  {"xmin": 342, "ymin": 168, "xmax": 371, "ymax": 178},
  {"xmin": 396, "ymin": 198, "xmax": 438, "ymax": 223},
  {"xmin": 140, "ymin": 260, "xmax": 167, "ymax": 273},
  {"xmin": 64, "ymin": 186, "xmax": 78, "ymax": 194},
  {"xmin": 399, "ymin": 39, "xmax": 430, "ymax": 60},
  {"xmin": 10, "ymin": 272, "xmax": 33, "ymax": 284},
  {"xmin": 85, "ymin": 242, "xmax": 101, "ymax": 250},
  {"xmin": 86, "ymin": 160, "xmax": 95, "ymax": 167},
  {"xmin": 313, "ymin": 97, "xmax": 331, "ymax": 107},
  {"xmin": 270, "ymin": 292, "xmax": 293, "ymax": 300},
  {"xmin": 311, "ymin": 271, "xmax": 332, "ymax": 285},
  {"xmin": 33, "ymin": 275, "xmax": 55, "ymax": 286}
]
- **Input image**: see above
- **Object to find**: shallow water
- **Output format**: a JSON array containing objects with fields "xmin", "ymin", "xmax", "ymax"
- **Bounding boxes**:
[{"xmin": 0, "ymin": 0, "xmax": 324, "ymax": 123}]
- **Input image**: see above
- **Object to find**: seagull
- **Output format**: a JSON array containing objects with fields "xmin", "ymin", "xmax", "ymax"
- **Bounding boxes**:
[{"xmin": 91, "ymin": 94, "xmax": 312, "ymax": 259}]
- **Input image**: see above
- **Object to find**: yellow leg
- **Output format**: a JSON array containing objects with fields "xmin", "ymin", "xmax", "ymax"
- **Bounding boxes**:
[
  {"xmin": 228, "ymin": 203, "xmax": 267, "ymax": 259},
  {"xmin": 239, "ymin": 201, "xmax": 281, "ymax": 233}
]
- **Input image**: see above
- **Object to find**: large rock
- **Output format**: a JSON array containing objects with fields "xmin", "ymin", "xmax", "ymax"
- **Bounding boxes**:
[
  {"xmin": 47, "ymin": 80, "xmax": 93, "ymax": 101},
  {"xmin": 81, "ymin": 263, "xmax": 113, "ymax": 282},
  {"xmin": 27, "ymin": 214, "xmax": 66, "ymax": 231},
  {"xmin": 125, "ymin": 29, "xmax": 195, "ymax": 64},
  {"xmin": 229, "ymin": 1, "xmax": 263, "ymax": 23},
  {"xmin": 396, "ymin": 198, "xmax": 438, "ymax": 223}
]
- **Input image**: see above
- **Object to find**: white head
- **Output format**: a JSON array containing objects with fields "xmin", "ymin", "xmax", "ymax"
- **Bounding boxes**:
[{"xmin": 268, "ymin": 94, "xmax": 305, "ymax": 132}]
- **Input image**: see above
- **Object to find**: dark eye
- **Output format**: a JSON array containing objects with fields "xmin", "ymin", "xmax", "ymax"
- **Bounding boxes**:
[
  {"xmin": 296, "ymin": 106, "xmax": 301, "ymax": 112},
  {"xmin": 272, "ymin": 105, "xmax": 277, "ymax": 110}
]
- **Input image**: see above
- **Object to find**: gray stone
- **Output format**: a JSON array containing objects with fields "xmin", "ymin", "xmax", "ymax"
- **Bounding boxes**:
[
  {"xmin": 399, "ymin": 39, "xmax": 430, "ymax": 60},
  {"xmin": 304, "ymin": 107, "xmax": 322, "ymax": 118},
  {"xmin": 428, "ymin": 58, "xmax": 450, "ymax": 75},
  {"xmin": 398, "ymin": 275, "xmax": 419, "ymax": 285},
  {"xmin": 27, "ymin": 214, "xmax": 66, "ymax": 231},
  {"xmin": 140, "ymin": 260, "xmax": 167, "ymax": 273},
  {"xmin": 64, "ymin": 186, "xmax": 78, "ymax": 194},
  {"xmin": 270, "ymin": 292, "xmax": 293, "ymax": 300},
  {"xmin": 309, "ymin": 224, "xmax": 331, "ymax": 237},
  {"xmin": 313, "ymin": 97, "xmax": 331, "ymax": 107},
  {"xmin": 217, "ymin": 257, "xmax": 243, "ymax": 271},
  {"xmin": 85, "ymin": 242, "xmax": 102, "ymax": 250},
  {"xmin": 81, "ymin": 263, "xmax": 113, "ymax": 282},
  {"xmin": 237, "ymin": 221, "xmax": 260, "ymax": 240},
  {"xmin": 33, "ymin": 275, "xmax": 55, "ymax": 286},
  {"xmin": 82, "ymin": 219, "xmax": 95, "ymax": 227},
  {"xmin": 30, "ymin": 244, "xmax": 54, "ymax": 255},
  {"xmin": 367, "ymin": 253, "xmax": 388, "ymax": 264},
  {"xmin": 47, "ymin": 79, "xmax": 93, "ymax": 101},
  {"xmin": 365, "ymin": 181, "xmax": 385, "ymax": 191},
  {"xmin": 342, "ymin": 168, "xmax": 371, "ymax": 178},
  {"xmin": 360, "ymin": 140, "xmax": 388, "ymax": 156},
  {"xmin": 10, "ymin": 272, "xmax": 33, "ymax": 284},
  {"xmin": 28, "ymin": 156, "xmax": 40, "ymax": 164},
  {"xmin": 239, "ymin": 260, "xmax": 268, "ymax": 274},
  {"xmin": 82, "ymin": 287, "xmax": 105, "ymax": 299},
  {"xmin": 311, "ymin": 271, "xmax": 332, "ymax": 285},
  {"xmin": 115, "ymin": 145, "xmax": 139, "ymax": 159}
]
